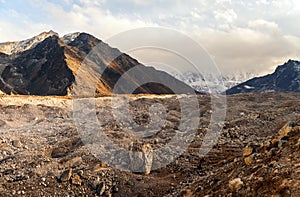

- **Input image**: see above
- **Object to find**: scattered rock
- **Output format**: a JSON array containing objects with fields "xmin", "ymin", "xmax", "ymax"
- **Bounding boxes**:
[
  {"xmin": 112, "ymin": 185, "xmax": 119, "ymax": 193},
  {"xmin": 90, "ymin": 163, "xmax": 107, "ymax": 173},
  {"xmin": 128, "ymin": 142, "xmax": 153, "ymax": 175},
  {"xmin": 0, "ymin": 119, "xmax": 6, "ymax": 127},
  {"xmin": 96, "ymin": 182, "xmax": 106, "ymax": 196},
  {"xmin": 243, "ymin": 146, "xmax": 253, "ymax": 157},
  {"xmin": 244, "ymin": 156, "xmax": 254, "ymax": 165},
  {"xmin": 51, "ymin": 137, "xmax": 83, "ymax": 158},
  {"xmin": 104, "ymin": 191, "xmax": 112, "ymax": 197},
  {"xmin": 12, "ymin": 140, "xmax": 22, "ymax": 148},
  {"xmin": 71, "ymin": 174, "xmax": 82, "ymax": 186},
  {"xmin": 60, "ymin": 156, "xmax": 82, "ymax": 168},
  {"xmin": 278, "ymin": 122, "xmax": 294, "ymax": 138},
  {"xmin": 60, "ymin": 169, "xmax": 72, "ymax": 182},
  {"xmin": 0, "ymin": 139, "xmax": 4, "ymax": 148},
  {"xmin": 0, "ymin": 93, "xmax": 300, "ymax": 196},
  {"xmin": 279, "ymin": 179, "xmax": 290, "ymax": 189},
  {"xmin": 229, "ymin": 178, "xmax": 244, "ymax": 191}
]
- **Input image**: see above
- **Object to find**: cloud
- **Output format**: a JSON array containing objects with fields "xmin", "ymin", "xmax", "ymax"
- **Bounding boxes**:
[
  {"xmin": 192, "ymin": 24, "xmax": 300, "ymax": 74},
  {"xmin": 24, "ymin": 0, "xmax": 156, "ymax": 39},
  {"xmin": 214, "ymin": 9, "xmax": 237, "ymax": 24},
  {"xmin": 248, "ymin": 19, "xmax": 279, "ymax": 31},
  {"xmin": 0, "ymin": 0, "xmax": 299, "ymax": 76},
  {"xmin": 0, "ymin": 20, "xmax": 52, "ymax": 42},
  {"xmin": 213, "ymin": 9, "xmax": 237, "ymax": 30}
]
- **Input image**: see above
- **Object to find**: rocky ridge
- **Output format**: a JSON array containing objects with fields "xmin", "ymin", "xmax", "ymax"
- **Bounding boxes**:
[
  {"xmin": 0, "ymin": 31, "xmax": 58, "ymax": 55},
  {"xmin": 226, "ymin": 60, "xmax": 300, "ymax": 94},
  {"xmin": 0, "ymin": 31, "xmax": 193, "ymax": 96}
]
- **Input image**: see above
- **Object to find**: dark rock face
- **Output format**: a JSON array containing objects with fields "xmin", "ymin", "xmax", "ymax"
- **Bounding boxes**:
[
  {"xmin": 226, "ymin": 60, "xmax": 300, "ymax": 95},
  {"xmin": 1, "ymin": 36, "xmax": 74, "ymax": 95},
  {"xmin": 0, "ymin": 31, "xmax": 193, "ymax": 96},
  {"xmin": 0, "ymin": 52, "xmax": 8, "ymax": 58},
  {"xmin": 68, "ymin": 33, "xmax": 103, "ymax": 55}
]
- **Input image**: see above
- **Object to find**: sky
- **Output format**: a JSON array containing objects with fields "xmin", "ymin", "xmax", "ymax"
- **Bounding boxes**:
[{"xmin": 0, "ymin": 0, "xmax": 300, "ymax": 75}]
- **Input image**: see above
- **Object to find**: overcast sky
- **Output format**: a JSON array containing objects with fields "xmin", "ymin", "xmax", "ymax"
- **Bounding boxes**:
[{"xmin": 0, "ymin": 0, "xmax": 299, "ymax": 75}]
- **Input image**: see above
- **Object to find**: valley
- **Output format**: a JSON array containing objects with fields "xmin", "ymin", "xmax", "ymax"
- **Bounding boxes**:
[{"xmin": 0, "ymin": 93, "xmax": 299, "ymax": 196}]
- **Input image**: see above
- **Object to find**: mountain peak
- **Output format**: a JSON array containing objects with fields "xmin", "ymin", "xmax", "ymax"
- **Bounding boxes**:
[
  {"xmin": 286, "ymin": 59, "xmax": 300, "ymax": 70},
  {"xmin": 61, "ymin": 32, "xmax": 81, "ymax": 44},
  {"xmin": 287, "ymin": 59, "xmax": 299, "ymax": 63},
  {"xmin": 274, "ymin": 59, "xmax": 300, "ymax": 74},
  {"xmin": 37, "ymin": 30, "xmax": 58, "ymax": 38},
  {"xmin": 0, "ymin": 31, "xmax": 97, "ymax": 55},
  {"xmin": 67, "ymin": 32, "xmax": 102, "ymax": 54},
  {"xmin": 0, "ymin": 30, "xmax": 59, "ymax": 55},
  {"xmin": 0, "ymin": 31, "xmax": 193, "ymax": 96},
  {"xmin": 226, "ymin": 60, "xmax": 300, "ymax": 94}
]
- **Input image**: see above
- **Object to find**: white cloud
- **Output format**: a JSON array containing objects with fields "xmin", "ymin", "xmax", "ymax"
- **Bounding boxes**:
[
  {"xmin": 214, "ymin": 9, "xmax": 237, "ymax": 24},
  {"xmin": 248, "ymin": 19, "xmax": 279, "ymax": 30},
  {"xmin": 0, "ymin": 0, "xmax": 299, "ymax": 75},
  {"xmin": 255, "ymin": 0, "xmax": 270, "ymax": 5},
  {"xmin": 191, "ymin": 25, "xmax": 300, "ymax": 74},
  {"xmin": 215, "ymin": 0, "xmax": 232, "ymax": 4},
  {"xmin": 0, "ymin": 20, "xmax": 52, "ymax": 42},
  {"xmin": 19, "ymin": 0, "xmax": 156, "ymax": 40}
]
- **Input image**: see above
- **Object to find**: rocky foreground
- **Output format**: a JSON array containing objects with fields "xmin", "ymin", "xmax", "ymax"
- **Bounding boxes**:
[{"xmin": 0, "ymin": 93, "xmax": 299, "ymax": 196}]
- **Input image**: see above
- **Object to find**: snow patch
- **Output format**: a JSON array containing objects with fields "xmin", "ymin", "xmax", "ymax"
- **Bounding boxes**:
[
  {"xmin": 0, "ymin": 31, "xmax": 58, "ymax": 55},
  {"xmin": 61, "ymin": 32, "xmax": 81, "ymax": 44},
  {"xmin": 243, "ymin": 85, "xmax": 255, "ymax": 89},
  {"xmin": 172, "ymin": 71, "xmax": 257, "ymax": 93}
]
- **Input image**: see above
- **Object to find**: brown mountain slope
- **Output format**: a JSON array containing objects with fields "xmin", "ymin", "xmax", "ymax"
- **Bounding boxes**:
[{"xmin": 0, "ymin": 32, "xmax": 194, "ymax": 96}]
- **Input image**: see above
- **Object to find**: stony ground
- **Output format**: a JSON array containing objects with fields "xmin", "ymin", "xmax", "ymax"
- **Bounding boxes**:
[{"xmin": 0, "ymin": 93, "xmax": 299, "ymax": 196}]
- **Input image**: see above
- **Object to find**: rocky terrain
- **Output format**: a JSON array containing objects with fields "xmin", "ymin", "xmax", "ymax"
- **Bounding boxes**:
[{"xmin": 0, "ymin": 93, "xmax": 299, "ymax": 196}]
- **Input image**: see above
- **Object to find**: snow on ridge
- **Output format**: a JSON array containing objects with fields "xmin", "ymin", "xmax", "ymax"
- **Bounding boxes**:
[
  {"xmin": 0, "ymin": 31, "xmax": 83, "ymax": 55},
  {"xmin": 0, "ymin": 31, "xmax": 58, "ymax": 55},
  {"xmin": 61, "ymin": 32, "xmax": 81, "ymax": 44},
  {"xmin": 244, "ymin": 85, "xmax": 254, "ymax": 89},
  {"xmin": 171, "ymin": 71, "xmax": 257, "ymax": 93}
]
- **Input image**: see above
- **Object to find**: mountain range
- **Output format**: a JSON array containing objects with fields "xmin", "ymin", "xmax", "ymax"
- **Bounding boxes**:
[
  {"xmin": 173, "ymin": 71, "xmax": 257, "ymax": 93},
  {"xmin": 0, "ymin": 31, "xmax": 299, "ymax": 96},
  {"xmin": 0, "ymin": 31, "xmax": 193, "ymax": 96}
]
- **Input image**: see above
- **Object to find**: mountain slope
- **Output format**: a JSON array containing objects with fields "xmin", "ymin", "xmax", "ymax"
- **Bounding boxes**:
[
  {"xmin": 1, "ymin": 36, "xmax": 74, "ymax": 95},
  {"xmin": 226, "ymin": 60, "xmax": 300, "ymax": 94},
  {"xmin": 0, "ymin": 31, "xmax": 194, "ymax": 96}
]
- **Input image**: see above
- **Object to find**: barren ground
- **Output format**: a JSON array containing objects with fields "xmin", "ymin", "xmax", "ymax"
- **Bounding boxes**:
[{"xmin": 0, "ymin": 93, "xmax": 299, "ymax": 196}]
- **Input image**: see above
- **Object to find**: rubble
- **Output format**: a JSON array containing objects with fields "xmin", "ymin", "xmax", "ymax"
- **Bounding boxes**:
[
  {"xmin": 229, "ymin": 178, "xmax": 244, "ymax": 190},
  {"xmin": 60, "ymin": 169, "xmax": 72, "ymax": 182},
  {"xmin": 0, "ymin": 93, "xmax": 299, "ymax": 196},
  {"xmin": 12, "ymin": 139, "xmax": 22, "ymax": 148}
]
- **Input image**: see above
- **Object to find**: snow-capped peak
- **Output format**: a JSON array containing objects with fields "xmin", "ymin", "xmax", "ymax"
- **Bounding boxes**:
[
  {"xmin": 0, "ymin": 30, "xmax": 58, "ymax": 55},
  {"xmin": 171, "ymin": 71, "xmax": 257, "ymax": 93},
  {"xmin": 61, "ymin": 32, "xmax": 81, "ymax": 44}
]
